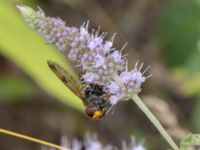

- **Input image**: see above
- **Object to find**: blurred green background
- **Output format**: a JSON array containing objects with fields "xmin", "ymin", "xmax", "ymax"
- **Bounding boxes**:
[{"xmin": 0, "ymin": 0, "xmax": 200, "ymax": 149}]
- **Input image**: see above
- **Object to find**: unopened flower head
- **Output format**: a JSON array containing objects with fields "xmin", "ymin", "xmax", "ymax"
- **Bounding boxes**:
[
  {"xmin": 17, "ymin": 5, "xmax": 149, "ymax": 106},
  {"xmin": 17, "ymin": 5, "xmax": 45, "ymax": 28}
]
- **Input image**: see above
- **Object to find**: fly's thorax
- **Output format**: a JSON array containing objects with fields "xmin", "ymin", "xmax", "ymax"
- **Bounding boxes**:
[
  {"xmin": 83, "ymin": 95, "xmax": 104, "ymax": 109},
  {"xmin": 84, "ymin": 83, "xmax": 106, "ymax": 97},
  {"xmin": 81, "ymin": 82, "xmax": 111, "ymax": 119}
]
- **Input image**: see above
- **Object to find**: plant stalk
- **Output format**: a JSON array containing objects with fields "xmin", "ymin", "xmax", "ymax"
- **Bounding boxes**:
[
  {"xmin": 131, "ymin": 95, "xmax": 179, "ymax": 150},
  {"xmin": 0, "ymin": 128, "xmax": 69, "ymax": 150}
]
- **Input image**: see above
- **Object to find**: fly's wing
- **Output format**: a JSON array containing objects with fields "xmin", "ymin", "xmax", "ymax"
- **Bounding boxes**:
[{"xmin": 47, "ymin": 60, "xmax": 83, "ymax": 98}]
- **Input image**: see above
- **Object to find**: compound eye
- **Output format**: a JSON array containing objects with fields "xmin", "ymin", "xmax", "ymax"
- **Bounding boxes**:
[
  {"xmin": 85, "ymin": 106, "xmax": 97, "ymax": 118},
  {"xmin": 85, "ymin": 107, "xmax": 104, "ymax": 119}
]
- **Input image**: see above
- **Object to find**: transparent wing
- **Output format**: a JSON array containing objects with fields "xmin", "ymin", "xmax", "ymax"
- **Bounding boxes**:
[{"xmin": 47, "ymin": 60, "xmax": 83, "ymax": 98}]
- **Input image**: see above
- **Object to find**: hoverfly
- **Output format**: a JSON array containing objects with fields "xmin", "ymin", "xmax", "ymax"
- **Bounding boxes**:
[{"xmin": 47, "ymin": 60, "xmax": 111, "ymax": 119}]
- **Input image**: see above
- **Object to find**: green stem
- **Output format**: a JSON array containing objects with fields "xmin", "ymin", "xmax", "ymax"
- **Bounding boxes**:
[{"xmin": 131, "ymin": 95, "xmax": 179, "ymax": 150}]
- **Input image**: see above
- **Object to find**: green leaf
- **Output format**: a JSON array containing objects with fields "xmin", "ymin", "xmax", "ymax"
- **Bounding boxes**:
[
  {"xmin": 158, "ymin": 0, "xmax": 200, "ymax": 95},
  {"xmin": 0, "ymin": 0, "xmax": 84, "ymax": 111},
  {"xmin": 0, "ymin": 75, "xmax": 35, "ymax": 101},
  {"xmin": 180, "ymin": 133, "xmax": 200, "ymax": 150},
  {"xmin": 181, "ymin": 47, "xmax": 200, "ymax": 95},
  {"xmin": 172, "ymin": 45, "xmax": 200, "ymax": 96},
  {"xmin": 159, "ymin": 0, "xmax": 200, "ymax": 67}
]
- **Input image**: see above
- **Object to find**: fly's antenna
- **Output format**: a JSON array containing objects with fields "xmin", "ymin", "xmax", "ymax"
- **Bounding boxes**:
[{"xmin": 0, "ymin": 128, "xmax": 70, "ymax": 150}]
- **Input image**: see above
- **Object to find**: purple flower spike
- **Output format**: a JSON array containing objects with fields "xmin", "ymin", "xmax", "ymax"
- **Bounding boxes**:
[
  {"xmin": 82, "ymin": 72, "xmax": 100, "ymax": 83},
  {"xmin": 108, "ymin": 81, "xmax": 120, "ymax": 94},
  {"xmin": 108, "ymin": 62, "xmax": 148, "ymax": 105},
  {"xmin": 109, "ymin": 95, "xmax": 120, "ymax": 105},
  {"xmin": 17, "ymin": 5, "xmax": 150, "ymax": 107},
  {"xmin": 41, "ymin": 133, "xmax": 146, "ymax": 150},
  {"xmin": 93, "ymin": 55, "xmax": 105, "ymax": 68}
]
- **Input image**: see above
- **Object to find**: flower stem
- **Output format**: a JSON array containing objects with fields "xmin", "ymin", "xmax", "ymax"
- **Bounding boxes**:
[
  {"xmin": 0, "ymin": 128, "xmax": 69, "ymax": 150},
  {"xmin": 131, "ymin": 95, "xmax": 179, "ymax": 150}
]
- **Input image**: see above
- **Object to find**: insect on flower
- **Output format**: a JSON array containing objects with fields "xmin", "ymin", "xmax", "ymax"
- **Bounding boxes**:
[{"xmin": 47, "ymin": 60, "xmax": 111, "ymax": 119}]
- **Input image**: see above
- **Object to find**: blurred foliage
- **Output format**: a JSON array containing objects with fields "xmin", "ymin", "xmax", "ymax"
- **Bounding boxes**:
[
  {"xmin": 61, "ymin": 0, "xmax": 77, "ymax": 7},
  {"xmin": 159, "ymin": 0, "xmax": 200, "ymax": 96},
  {"xmin": 180, "ymin": 133, "xmax": 200, "ymax": 150},
  {"xmin": 192, "ymin": 96, "xmax": 200, "ymax": 131},
  {"xmin": 159, "ymin": 0, "xmax": 200, "ymax": 67},
  {"xmin": 0, "ymin": 0, "xmax": 83, "ymax": 111},
  {"xmin": 0, "ymin": 75, "xmax": 35, "ymax": 101},
  {"xmin": 159, "ymin": 0, "xmax": 200, "ymax": 132}
]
